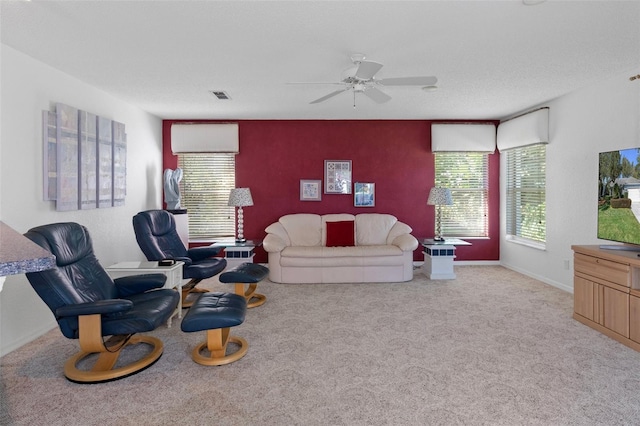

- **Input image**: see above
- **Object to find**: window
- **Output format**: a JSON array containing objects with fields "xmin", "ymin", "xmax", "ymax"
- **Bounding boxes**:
[
  {"xmin": 434, "ymin": 152, "xmax": 489, "ymax": 237},
  {"xmin": 505, "ymin": 144, "xmax": 546, "ymax": 246},
  {"xmin": 178, "ymin": 153, "xmax": 235, "ymax": 240}
]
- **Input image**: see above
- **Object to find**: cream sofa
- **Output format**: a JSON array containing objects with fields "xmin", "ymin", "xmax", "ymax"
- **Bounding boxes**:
[{"xmin": 263, "ymin": 213, "xmax": 418, "ymax": 283}]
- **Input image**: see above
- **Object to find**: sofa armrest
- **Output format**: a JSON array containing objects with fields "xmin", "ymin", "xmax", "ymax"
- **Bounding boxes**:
[
  {"xmin": 263, "ymin": 233, "xmax": 287, "ymax": 253},
  {"xmin": 392, "ymin": 233, "xmax": 419, "ymax": 252}
]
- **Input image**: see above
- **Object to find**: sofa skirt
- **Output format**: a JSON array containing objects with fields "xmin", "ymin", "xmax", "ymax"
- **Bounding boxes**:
[{"xmin": 267, "ymin": 251, "xmax": 414, "ymax": 283}]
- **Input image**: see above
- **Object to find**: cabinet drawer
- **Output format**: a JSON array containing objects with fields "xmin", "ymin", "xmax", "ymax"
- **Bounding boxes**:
[{"xmin": 575, "ymin": 253, "xmax": 630, "ymax": 287}]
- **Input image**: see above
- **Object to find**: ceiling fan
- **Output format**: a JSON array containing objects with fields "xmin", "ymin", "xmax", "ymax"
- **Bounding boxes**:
[{"xmin": 291, "ymin": 53, "xmax": 438, "ymax": 106}]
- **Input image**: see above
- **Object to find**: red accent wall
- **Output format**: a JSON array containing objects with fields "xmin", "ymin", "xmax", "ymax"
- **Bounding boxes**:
[{"xmin": 163, "ymin": 120, "xmax": 500, "ymax": 263}]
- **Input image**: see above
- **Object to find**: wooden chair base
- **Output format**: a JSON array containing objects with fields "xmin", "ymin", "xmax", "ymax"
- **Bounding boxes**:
[
  {"xmin": 63, "ymin": 335, "xmax": 163, "ymax": 383},
  {"xmin": 234, "ymin": 282, "xmax": 266, "ymax": 308},
  {"xmin": 191, "ymin": 327, "xmax": 248, "ymax": 366}
]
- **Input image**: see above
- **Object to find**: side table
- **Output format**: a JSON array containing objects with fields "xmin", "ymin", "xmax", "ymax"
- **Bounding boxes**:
[
  {"xmin": 211, "ymin": 238, "xmax": 262, "ymax": 271},
  {"xmin": 105, "ymin": 260, "xmax": 184, "ymax": 326},
  {"xmin": 420, "ymin": 238, "xmax": 471, "ymax": 280}
]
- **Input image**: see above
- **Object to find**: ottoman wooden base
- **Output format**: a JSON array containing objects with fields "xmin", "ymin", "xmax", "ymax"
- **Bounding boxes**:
[
  {"xmin": 181, "ymin": 292, "xmax": 247, "ymax": 366},
  {"xmin": 220, "ymin": 263, "xmax": 269, "ymax": 309}
]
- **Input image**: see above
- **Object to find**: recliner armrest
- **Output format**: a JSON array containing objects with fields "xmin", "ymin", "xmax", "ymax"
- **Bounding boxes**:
[
  {"xmin": 56, "ymin": 299, "xmax": 133, "ymax": 318},
  {"xmin": 173, "ymin": 256, "xmax": 193, "ymax": 266},
  {"xmin": 187, "ymin": 246, "xmax": 222, "ymax": 261},
  {"xmin": 114, "ymin": 274, "xmax": 167, "ymax": 297}
]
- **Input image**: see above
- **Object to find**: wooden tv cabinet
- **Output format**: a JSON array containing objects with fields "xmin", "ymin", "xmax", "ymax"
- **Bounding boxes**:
[{"xmin": 572, "ymin": 245, "xmax": 640, "ymax": 352}]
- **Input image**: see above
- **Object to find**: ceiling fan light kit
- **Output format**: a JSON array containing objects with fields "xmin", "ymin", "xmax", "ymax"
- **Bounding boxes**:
[{"xmin": 297, "ymin": 53, "xmax": 438, "ymax": 106}]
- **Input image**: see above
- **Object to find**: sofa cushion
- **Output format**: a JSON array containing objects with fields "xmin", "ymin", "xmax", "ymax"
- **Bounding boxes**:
[
  {"xmin": 326, "ymin": 221, "xmax": 355, "ymax": 247},
  {"xmin": 355, "ymin": 214, "xmax": 398, "ymax": 246},
  {"xmin": 279, "ymin": 245, "xmax": 405, "ymax": 267},
  {"xmin": 279, "ymin": 214, "xmax": 322, "ymax": 247},
  {"xmin": 281, "ymin": 245, "xmax": 403, "ymax": 258}
]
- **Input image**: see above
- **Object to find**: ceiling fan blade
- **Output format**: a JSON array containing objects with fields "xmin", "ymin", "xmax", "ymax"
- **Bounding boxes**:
[
  {"xmin": 286, "ymin": 82, "xmax": 344, "ymax": 85},
  {"xmin": 377, "ymin": 76, "xmax": 438, "ymax": 86},
  {"xmin": 310, "ymin": 89, "xmax": 349, "ymax": 104},
  {"xmin": 363, "ymin": 87, "xmax": 392, "ymax": 103},
  {"xmin": 355, "ymin": 61, "xmax": 383, "ymax": 80}
]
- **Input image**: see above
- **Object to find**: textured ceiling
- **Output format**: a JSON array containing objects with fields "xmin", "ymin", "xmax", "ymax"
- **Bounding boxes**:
[{"xmin": 2, "ymin": 1, "xmax": 640, "ymax": 120}]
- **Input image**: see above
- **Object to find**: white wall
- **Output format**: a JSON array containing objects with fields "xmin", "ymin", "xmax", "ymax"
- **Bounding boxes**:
[
  {"xmin": 500, "ymin": 66, "xmax": 640, "ymax": 293},
  {"xmin": 0, "ymin": 46, "xmax": 163, "ymax": 356}
]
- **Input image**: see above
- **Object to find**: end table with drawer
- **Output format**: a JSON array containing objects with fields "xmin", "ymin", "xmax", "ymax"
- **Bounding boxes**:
[
  {"xmin": 420, "ymin": 238, "xmax": 471, "ymax": 280},
  {"xmin": 210, "ymin": 238, "xmax": 262, "ymax": 271}
]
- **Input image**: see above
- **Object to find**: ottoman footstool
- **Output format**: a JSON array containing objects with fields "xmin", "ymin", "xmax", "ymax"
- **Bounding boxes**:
[
  {"xmin": 180, "ymin": 292, "xmax": 248, "ymax": 366},
  {"xmin": 219, "ymin": 263, "xmax": 269, "ymax": 308}
]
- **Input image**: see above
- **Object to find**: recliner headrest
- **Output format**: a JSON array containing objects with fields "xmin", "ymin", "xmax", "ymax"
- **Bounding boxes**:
[
  {"xmin": 24, "ymin": 222, "xmax": 93, "ymax": 267},
  {"xmin": 135, "ymin": 210, "xmax": 175, "ymax": 236}
]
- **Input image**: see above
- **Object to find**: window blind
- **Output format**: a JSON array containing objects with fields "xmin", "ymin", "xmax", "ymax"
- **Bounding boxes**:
[
  {"xmin": 178, "ymin": 153, "xmax": 236, "ymax": 239},
  {"xmin": 505, "ymin": 144, "xmax": 546, "ymax": 244},
  {"xmin": 434, "ymin": 152, "xmax": 489, "ymax": 237}
]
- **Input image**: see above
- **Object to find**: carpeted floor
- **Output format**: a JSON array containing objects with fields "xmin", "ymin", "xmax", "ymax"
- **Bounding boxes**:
[{"xmin": 2, "ymin": 265, "xmax": 640, "ymax": 425}]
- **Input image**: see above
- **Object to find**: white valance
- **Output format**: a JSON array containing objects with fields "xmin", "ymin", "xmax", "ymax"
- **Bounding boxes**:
[
  {"xmin": 497, "ymin": 108, "xmax": 549, "ymax": 151},
  {"xmin": 431, "ymin": 123, "xmax": 496, "ymax": 152},
  {"xmin": 171, "ymin": 123, "xmax": 239, "ymax": 153}
]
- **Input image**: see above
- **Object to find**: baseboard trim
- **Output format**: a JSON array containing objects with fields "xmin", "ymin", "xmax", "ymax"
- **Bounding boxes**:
[
  {"xmin": 455, "ymin": 260, "xmax": 501, "ymax": 266},
  {"xmin": 1, "ymin": 322, "xmax": 57, "ymax": 357},
  {"xmin": 413, "ymin": 260, "xmax": 501, "ymax": 267},
  {"xmin": 412, "ymin": 260, "xmax": 571, "ymax": 294},
  {"xmin": 500, "ymin": 262, "xmax": 573, "ymax": 294}
]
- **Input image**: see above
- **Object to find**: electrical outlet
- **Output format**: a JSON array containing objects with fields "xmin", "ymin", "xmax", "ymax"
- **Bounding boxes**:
[{"xmin": 563, "ymin": 259, "xmax": 570, "ymax": 270}]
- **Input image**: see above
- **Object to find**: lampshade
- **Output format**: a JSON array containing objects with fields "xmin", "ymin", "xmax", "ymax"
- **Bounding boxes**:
[
  {"xmin": 228, "ymin": 188, "xmax": 254, "ymax": 207},
  {"xmin": 427, "ymin": 187, "xmax": 453, "ymax": 206}
]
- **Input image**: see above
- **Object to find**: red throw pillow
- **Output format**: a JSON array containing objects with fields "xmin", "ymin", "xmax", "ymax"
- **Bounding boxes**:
[{"xmin": 326, "ymin": 221, "xmax": 355, "ymax": 247}]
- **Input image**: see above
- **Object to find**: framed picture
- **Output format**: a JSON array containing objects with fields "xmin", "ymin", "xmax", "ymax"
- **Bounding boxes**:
[
  {"xmin": 354, "ymin": 182, "xmax": 375, "ymax": 207},
  {"xmin": 324, "ymin": 160, "xmax": 352, "ymax": 194},
  {"xmin": 300, "ymin": 179, "xmax": 322, "ymax": 201}
]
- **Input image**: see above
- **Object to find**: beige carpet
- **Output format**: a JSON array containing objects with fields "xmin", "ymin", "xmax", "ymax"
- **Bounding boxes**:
[{"xmin": 2, "ymin": 265, "xmax": 640, "ymax": 425}]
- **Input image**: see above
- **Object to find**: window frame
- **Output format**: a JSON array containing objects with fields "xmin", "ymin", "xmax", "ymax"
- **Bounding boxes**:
[
  {"xmin": 177, "ymin": 153, "xmax": 236, "ymax": 241},
  {"xmin": 505, "ymin": 143, "xmax": 547, "ymax": 249},
  {"xmin": 434, "ymin": 152, "xmax": 489, "ymax": 238}
]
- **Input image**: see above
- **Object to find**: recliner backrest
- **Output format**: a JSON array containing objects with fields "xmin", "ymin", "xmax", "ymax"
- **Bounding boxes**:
[
  {"xmin": 133, "ymin": 210, "xmax": 188, "ymax": 261},
  {"xmin": 24, "ymin": 222, "xmax": 118, "ymax": 338}
]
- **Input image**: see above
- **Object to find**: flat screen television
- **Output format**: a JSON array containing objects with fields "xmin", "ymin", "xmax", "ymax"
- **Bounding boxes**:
[{"xmin": 598, "ymin": 147, "xmax": 640, "ymax": 250}]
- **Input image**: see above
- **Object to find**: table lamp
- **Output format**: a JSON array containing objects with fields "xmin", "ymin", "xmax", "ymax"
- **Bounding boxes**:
[
  {"xmin": 427, "ymin": 187, "xmax": 453, "ymax": 242},
  {"xmin": 228, "ymin": 188, "xmax": 254, "ymax": 243}
]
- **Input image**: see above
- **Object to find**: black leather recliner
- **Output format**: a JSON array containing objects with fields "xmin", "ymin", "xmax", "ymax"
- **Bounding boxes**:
[
  {"xmin": 132, "ymin": 210, "xmax": 227, "ymax": 307},
  {"xmin": 24, "ymin": 222, "xmax": 179, "ymax": 383}
]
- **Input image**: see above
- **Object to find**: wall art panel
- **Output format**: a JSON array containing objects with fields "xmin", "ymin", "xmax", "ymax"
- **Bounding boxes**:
[
  {"xmin": 79, "ymin": 110, "xmax": 98, "ymax": 209},
  {"xmin": 55, "ymin": 103, "xmax": 79, "ymax": 211},
  {"xmin": 43, "ymin": 103, "xmax": 126, "ymax": 211}
]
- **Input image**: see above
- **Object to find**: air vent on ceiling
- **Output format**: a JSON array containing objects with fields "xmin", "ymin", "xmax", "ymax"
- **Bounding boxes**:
[{"xmin": 210, "ymin": 91, "xmax": 231, "ymax": 100}]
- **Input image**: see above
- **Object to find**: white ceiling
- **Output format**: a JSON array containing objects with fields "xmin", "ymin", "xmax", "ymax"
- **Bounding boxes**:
[{"xmin": 2, "ymin": 1, "xmax": 640, "ymax": 121}]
